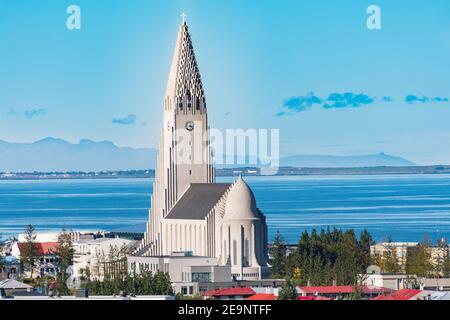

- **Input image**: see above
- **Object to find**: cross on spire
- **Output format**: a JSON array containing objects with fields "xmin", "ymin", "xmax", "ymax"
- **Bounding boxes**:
[{"xmin": 181, "ymin": 12, "xmax": 187, "ymax": 24}]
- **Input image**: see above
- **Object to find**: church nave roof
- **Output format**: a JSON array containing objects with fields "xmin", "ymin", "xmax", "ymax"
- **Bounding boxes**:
[{"xmin": 165, "ymin": 183, "xmax": 231, "ymax": 220}]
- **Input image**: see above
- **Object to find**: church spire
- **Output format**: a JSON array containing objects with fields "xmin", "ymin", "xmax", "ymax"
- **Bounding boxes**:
[
  {"xmin": 165, "ymin": 18, "xmax": 205, "ymax": 108},
  {"xmin": 139, "ymin": 18, "xmax": 213, "ymax": 257}
]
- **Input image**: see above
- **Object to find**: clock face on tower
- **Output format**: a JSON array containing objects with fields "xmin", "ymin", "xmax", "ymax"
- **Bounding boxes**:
[{"xmin": 185, "ymin": 121, "xmax": 194, "ymax": 131}]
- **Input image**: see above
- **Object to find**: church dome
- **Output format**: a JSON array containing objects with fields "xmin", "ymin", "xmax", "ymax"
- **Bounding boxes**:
[{"xmin": 224, "ymin": 176, "xmax": 260, "ymax": 220}]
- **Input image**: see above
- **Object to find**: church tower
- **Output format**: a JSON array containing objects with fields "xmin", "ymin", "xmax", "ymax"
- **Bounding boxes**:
[
  {"xmin": 138, "ymin": 20, "xmax": 214, "ymax": 256},
  {"xmin": 133, "ymin": 18, "xmax": 269, "ymax": 281}
]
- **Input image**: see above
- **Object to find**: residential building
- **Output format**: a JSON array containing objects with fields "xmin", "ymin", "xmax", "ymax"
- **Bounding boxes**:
[
  {"xmin": 73, "ymin": 237, "xmax": 137, "ymax": 281},
  {"xmin": 371, "ymin": 241, "xmax": 449, "ymax": 274},
  {"xmin": 11, "ymin": 242, "xmax": 60, "ymax": 278},
  {"xmin": 363, "ymin": 273, "xmax": 411, "ymax": 291},
  {"xmin": 0, "ymin": 279, "xmax": 33, "ymax": 293},
  {"xmin": 129, "ymin": 251, "xmax": 231, "ymax": 295},
  {"xmin": 371, "ymin": 242, "xmax": 418, "ymax": 267}
]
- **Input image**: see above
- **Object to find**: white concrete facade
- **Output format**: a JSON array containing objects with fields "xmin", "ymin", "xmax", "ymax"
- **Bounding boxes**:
[
  {"xmin": 128, "ymin": 253, "xmax": 231, "ymax": 294},
  {"xmin": 363, "ymin": 273, "xmax": 410, "ymax": 291},
  {"xmin": 73, "ymin": 238, "xmax": 136, "ymax": 280}
]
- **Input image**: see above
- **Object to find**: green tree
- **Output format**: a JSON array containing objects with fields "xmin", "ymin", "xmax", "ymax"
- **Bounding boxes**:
[
  {"xmin": 271, "ymin": 231, "xmax": 286, "ymax": 278},
  {"xmin": 405, "ymin": 235, "xmax": 433, "ymax": 277},
  {"xmin": 377, "ymin": 238, "xmax": 401, "ymax": 274},
  {"xmin": 56, "ymin": 228, "xmax": 75, "ymax": 295},
  {"xmin": 57, "ymin": 229, "xmax": 74, "ymax": 272},
  {"xmin": 153, "ymin": 271, "xmax": 175, "ymax": 295},
  {"xmin": 349, "ymin": 286, "xmax": 364, "ymax": 300},
  {"xmin": 381, "ymin": 248, "xmax": 400, "ymax": 273},
  {"xmin": 285, "ymin": 251, "xmax": 301, "ymax": 280},
  {"xmin": 291, "ymin": 228, "xmax": 372, "ymax": 286},
  {"xmin": 101, "ymin": 243, "xmax": 134, "ymax": 281},
  {"xmin": 0, "ymin": 233, "xmax": 5, "ymax": 274},
  {"xmin": 278, "ymin": 278, "xmax": 298, "ymax": 300},
  {"xmin": 85, "ymin": 271, "xmax": 174, "ymax": 296},
  {"xmin": 358, "ymin": 229, "xmax": 374, "ymax": 270},
  {"xmin": 20, "ymin": 224, "xmax": 39, "ymax": 278},
  {"xmin": 333, "ymin": 230, "xmax": 360, "ymax": 285},
  {"xmin": 0, "ymin": 256, "xmax": 3, "ymax": 275},
  {"xmin": 434, "ymin": 238, "xmax": 450, "ymax": 277}
]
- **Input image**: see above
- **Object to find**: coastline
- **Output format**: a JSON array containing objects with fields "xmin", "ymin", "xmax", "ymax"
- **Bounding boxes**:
[{"xmin": 1, "ymin": 165, "xmax": 450, "ymax": 181}]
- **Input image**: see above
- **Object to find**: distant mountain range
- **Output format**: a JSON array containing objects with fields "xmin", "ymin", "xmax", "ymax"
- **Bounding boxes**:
[
  {"xmin": 0, "ymin": 137, "xmax": 416, "ymax": 172},
  {"xmin": 280, "ymin": 153, "xmax": 416, "ymax": 168},
  {"xmin": 0, "ymin": 138, "xmax": 158, "ymax": 172}
]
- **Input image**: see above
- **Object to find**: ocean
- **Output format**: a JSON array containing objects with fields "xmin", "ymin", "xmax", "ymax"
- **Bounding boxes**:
[{"xmin": 1, "ymin": 174, "xmax": 450, "ymax": 244}]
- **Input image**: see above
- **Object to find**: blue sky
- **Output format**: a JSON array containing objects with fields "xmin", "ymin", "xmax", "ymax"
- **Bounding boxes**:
[{"xmin": 1, "ymin": 0, "xmax": 450, "ymax": 164}]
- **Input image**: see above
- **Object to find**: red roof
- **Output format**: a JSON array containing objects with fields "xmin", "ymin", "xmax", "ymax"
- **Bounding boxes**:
[
  {"xmin": 298, "ymin": 295, "xmax": 318, "ymax": 300},
  {"xmin": 17, "ymin": 242, "xmax": 59, "ymax": 255},
  {"xmin": 372, "ymin": 289, "xmax": 422, "ymax": 301},
  {"xmin": 298, "ymin": 285, "xmax": 393, "ymax": 295},
  {"xmin": 298, "ymin": 295, "xmax": 334, "ymax": 300},
  {"xmin": 246, "ymin": 293, "xmax": 277, "ymax": 301},
  {"xmin": 362, "ymin": 285, "xmax": 394, "ymax": 295},
  {"xmin": 202, "ymin": 287, "xmax": 256, "ymax": 297},
  {"xmin": 298, "ymin": 286, "xmax": 355, "ymax": 294}
]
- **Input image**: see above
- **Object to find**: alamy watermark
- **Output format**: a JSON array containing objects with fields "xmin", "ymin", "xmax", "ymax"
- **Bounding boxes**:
[
  {"xmin": 367, "ymin": 5, "xmax": 381, "ymax": 30},
  {"xmin": 172, "ymin": 122, "xmax": 280, "ymax": 175},
  {"xmin": 66, "ymin": 5, "xmax": 81, "ymax": 30}
]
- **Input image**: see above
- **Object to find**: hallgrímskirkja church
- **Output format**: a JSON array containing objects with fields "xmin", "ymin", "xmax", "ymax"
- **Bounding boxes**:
[{"xmin": 129, "ymin": 20, "xmax": 269, "ymax": 281}]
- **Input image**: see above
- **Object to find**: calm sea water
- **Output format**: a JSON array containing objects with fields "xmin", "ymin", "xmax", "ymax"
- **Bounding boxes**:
[{"xmin": 1, "ymin": 174, "xmax": 450, "ymax": 243}]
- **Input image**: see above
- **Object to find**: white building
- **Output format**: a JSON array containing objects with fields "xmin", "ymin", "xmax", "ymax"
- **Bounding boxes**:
[
  {"xmin": 11, "ymin": 241, "xmax": 60, "ymax": 278},
  {"xmin": 363, "ymin": 273, "xmax": 411, "ymax": 291},
  {"xmin": 131, "ymin": 20, "xmax": 269, "ymax": 281},
  {"xmin": 0, "ymin": 279, "xmax": 33, "ymax": 293},
  {"xmin": 73, "ymin": 237, "xmax": 137, "ymax": 281},
  {"xmin": 371, "ymin": 241, "xmax": 450, "ymax": 275},
  {"xmin": 17, "ymin": 231, "xmax": 92, "ymax": 243},
  {"xmin": 371, "ymin": 242, "xmax": 419, "ymax": 266},
  {"xmin": 17, "ymin": 232, "xmax": 59, "ymax": 243},
  {"xmin": 129, "ymin": 252, "xmax": 231, "ymax": 295}
]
